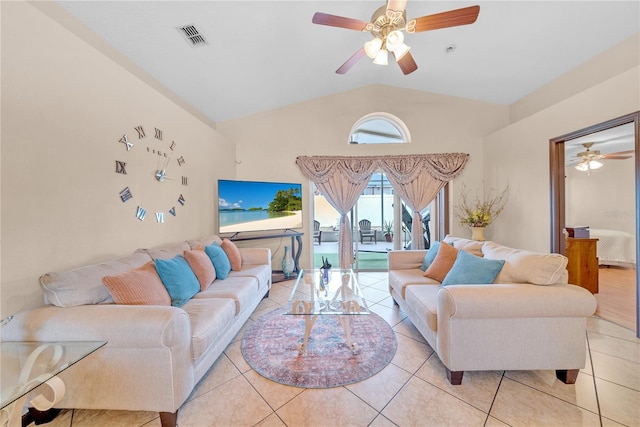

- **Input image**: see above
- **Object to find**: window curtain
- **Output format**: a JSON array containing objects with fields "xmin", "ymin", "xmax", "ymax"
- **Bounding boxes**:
[
  {"xmin": 296, "ymin": 153, "xmax": 468, "ymax": 267},
  {"xmin": 378, "ymin": 153, "xmax": 468, "ymax": 249},
  {"xmin": 296, "ymin": 156, "xmax": 378, "ymax": 268}
]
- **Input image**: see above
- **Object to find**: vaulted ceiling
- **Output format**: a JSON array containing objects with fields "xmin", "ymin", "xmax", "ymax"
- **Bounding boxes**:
[{"xmin": 55, "ymin": 1, "xmax": 639, "ymax": 125}]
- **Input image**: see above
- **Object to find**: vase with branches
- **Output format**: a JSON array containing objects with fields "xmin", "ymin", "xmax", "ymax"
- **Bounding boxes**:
[{"xmin": 455, "ymin": 183, "xmax": 508, "ymax": 239}]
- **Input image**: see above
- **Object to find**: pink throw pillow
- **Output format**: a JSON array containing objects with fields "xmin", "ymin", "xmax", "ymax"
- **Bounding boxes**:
[
  {"xmin": 102, "ymin": 261, "xmax": 171, "ymax": 306},
  {"xmin": 423, "ymin": 241, "xmax": 459, "ymax": 283},
  {"xmin": 184, "ymin": 248, "xmax": 217, "ymax": 291},
  {"xmin": 221, "ymin": 239, "xmax": 242, "ymax": 271}
]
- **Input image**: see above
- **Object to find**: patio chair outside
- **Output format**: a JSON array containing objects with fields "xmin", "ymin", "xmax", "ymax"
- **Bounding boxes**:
[
  {"xmin": 359, "ymin": 219, "xmax": 377, "ymax": 244},
  {"xmin": 313, "ymin": 220, "xmax": 322, "ymax": 244}
]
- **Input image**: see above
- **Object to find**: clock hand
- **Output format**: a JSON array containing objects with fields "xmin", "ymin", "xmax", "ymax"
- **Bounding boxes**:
[{"xmin": 155, "ymin": 156, "xmax": 173, "ymax": 182}]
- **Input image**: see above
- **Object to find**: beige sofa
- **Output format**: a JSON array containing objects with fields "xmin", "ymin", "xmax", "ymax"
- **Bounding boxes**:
[
  {"xmin": 2, "ymin": 235, "xmax": 271, "ymax": 427},
  {"xmin": 388, "ymin": 236, "xmax": 597, "ymax": 385}
]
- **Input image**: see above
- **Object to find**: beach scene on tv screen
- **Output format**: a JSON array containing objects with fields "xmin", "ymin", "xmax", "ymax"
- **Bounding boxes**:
[{"xmin": 218, "ymin": 180, "xmax": 303, "ymax": 233}]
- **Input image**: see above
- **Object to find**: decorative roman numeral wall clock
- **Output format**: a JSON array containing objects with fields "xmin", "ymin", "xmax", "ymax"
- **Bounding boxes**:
[{"xmin": 114, "ymin": 125, "xmax": 188, "ymax": 223}]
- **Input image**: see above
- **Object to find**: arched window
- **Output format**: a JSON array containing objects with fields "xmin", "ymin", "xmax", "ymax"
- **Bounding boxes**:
[{"xmin": 348, "ymin": 113, "xmax": 411, "ymax": 145}]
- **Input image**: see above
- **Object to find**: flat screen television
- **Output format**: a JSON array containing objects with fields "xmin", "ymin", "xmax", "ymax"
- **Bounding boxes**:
[{"xmin": 217, "ymin": 179, "xmax": 303, "ymax": 234}]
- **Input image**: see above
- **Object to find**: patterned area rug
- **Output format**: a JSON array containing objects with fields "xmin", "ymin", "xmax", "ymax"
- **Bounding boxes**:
[{"xmin": 242, "ymin": 307, "xmax": 397, "ymax": 388}]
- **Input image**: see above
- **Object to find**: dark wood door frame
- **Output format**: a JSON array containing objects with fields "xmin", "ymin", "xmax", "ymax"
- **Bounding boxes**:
[{"xmin": 549, "ymin": 111, "xmax": 640, "ymax": 337}]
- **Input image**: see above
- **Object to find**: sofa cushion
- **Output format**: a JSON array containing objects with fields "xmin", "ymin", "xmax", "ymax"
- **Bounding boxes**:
[
  {"xmin": 182, "ymin": 298, "xmax": 236, "ymax": 360},
  {"xmin": 405, "ymin": 285, "xmax": 440, "ymax": 332},
  {"xmin": 424, "ymin": 242, "xmax": 458, "ymax": 282},
  {"xmin": 221, "ymin": 239, "xmax": 242, "ymax": 271},
  {"xmin": 184, "ymin": 249, "xmax": 216, "ymax": 291},
  {"xmin": 102, "ymin": 261, "xmax": 171, "ymax": 306},
  {"xmin": 144, "ymin": 241, "xmax": 191, "ymax": 260},
  {"xmin": 187, "ymin": 235, "xmax": 223, "ymax": 249},
  {"xmin": 155, "ymin": 255, "xmax": 201, "ymax": 307},
  {"xmin": 482, "ymin": 241, "xmax": 568, "ymax": 285},
  {"xmin": 193, "ymin": 276, "xmax": 260, "ymax": 315},
  {"xmin": 389, "ymin": 270, "xmax": 439, "ymax": 299},
  {"xmin": 228, "ymin": 264, "xmax": 272, "ymax": 293},
  {"xmin": 441, "ymin": 250, "xmax": 505, "ymax": 285},
  {"xmin": 420, "ymin": 242, "xmax": 440, "ymax": 272},
  {"xmin": 40, "ymin": 251, "xmax": 152, "ymax": 307},
  {"xmin": 205, "ymin": 244, "xmax": 231, "ymax": 280},
  {"xmin": 443, "ymin": 235, "xmax": 485, "ymax": 257}
]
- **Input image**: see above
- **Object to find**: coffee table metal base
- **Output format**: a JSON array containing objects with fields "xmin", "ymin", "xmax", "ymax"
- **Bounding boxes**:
[{"xmin": 292, "ymin": 300, "xmax": 360, "ymax": 355}]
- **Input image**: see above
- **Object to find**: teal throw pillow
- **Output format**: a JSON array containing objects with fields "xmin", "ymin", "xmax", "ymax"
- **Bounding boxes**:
[
  {"xmin": 420, "ymin": 241, "xmax": 440, "ymax": 272},
  {"xmin": 441, "ymin": 250, "xmax": 505, "ymax": 286},
  {"xmin": 205, "ymin": 244, "xmax": 231, "ymax": 280},
  {"xmin": 155, "ymin": 255, "xmax": 200, "ymax": 307}
]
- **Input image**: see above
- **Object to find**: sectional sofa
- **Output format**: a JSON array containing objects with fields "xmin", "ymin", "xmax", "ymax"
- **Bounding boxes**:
[
  {"xmin": 2, "ymin": 235, "xmax": 271, "ymax": 427},
  {"xmin": 388, "ymin": 235, "xmax": 597, "ymax": 385}
]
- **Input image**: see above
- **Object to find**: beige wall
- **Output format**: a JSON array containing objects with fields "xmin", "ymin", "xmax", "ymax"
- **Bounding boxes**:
[
  {"xmin": 1, "ymin": 2, "xmax": 235, "ymax": 316},
  {"xmin": 217, "ymin": 85, "xmax": 510, "ymax": 267},
  {"xmin": 483, "ymin": 66, "xmax": 640, "ymax": 252}
]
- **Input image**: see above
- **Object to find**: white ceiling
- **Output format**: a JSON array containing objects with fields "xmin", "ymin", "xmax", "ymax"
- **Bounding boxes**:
[{"xmin": 56, "ymin": 1, "xmax": 639, "ymax": 124}]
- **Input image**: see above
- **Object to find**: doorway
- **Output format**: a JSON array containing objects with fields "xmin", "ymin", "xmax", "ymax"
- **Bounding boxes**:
[{"xmin": 549, "ymin": 111, "xmax": 640, "ymax": 337}]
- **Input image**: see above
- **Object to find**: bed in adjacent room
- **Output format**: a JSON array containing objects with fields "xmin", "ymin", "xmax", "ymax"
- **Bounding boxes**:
[{"xmin": 589, "ymin": 228, "xmax": 636, "ymax": 267}]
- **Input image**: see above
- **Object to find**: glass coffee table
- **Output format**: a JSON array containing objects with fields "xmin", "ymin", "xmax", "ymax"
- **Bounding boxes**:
[
  {"xmin": 285, "ymin": 269, "xmax": 369, "ymax": 355},
  {"xmin": 1, "ymin": 340, "xmax": 106, "ymax": 427}
]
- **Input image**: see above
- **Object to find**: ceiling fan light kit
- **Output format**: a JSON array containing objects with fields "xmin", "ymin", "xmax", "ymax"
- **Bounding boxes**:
[
  {"xmin": 312, "ymin": 1, "xmax": 480, "ymax": 75},
  {"xmin": 571, "ymin": 142, "xmax": 632, "ymax": 173},
  {"xmin": 575, "ymin": 160, "xmax": 603, "ymax": 172}
]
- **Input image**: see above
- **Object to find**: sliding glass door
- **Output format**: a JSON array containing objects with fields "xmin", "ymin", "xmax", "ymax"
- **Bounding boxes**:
[
  {"xmin": 312, "ymin": 174, "xmax": 442, "ymax": 270},
  {"xmin": 352, "ymin": 172, "xmax": 395, "ymax": 271}
]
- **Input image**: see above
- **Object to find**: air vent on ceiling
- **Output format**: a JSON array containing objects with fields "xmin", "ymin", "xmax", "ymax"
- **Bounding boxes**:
[{"xmin": 178, "ymin": 24, "xmax": 207, "ymax": 47}]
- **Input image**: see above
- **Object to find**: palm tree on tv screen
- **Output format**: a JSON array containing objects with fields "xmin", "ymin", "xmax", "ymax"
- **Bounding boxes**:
[{"xmin": 268, "ymin": 188, "xmax": 302, "ymax": 212}]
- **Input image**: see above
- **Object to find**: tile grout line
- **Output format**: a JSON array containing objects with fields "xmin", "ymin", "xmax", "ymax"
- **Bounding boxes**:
[
  {"xmin": 482, "ymin": 372, "xmax": 505, "ymax": 427},
  {"xmin": 586, "ymin": 331, "xmax": 603, "ymax": 427}
]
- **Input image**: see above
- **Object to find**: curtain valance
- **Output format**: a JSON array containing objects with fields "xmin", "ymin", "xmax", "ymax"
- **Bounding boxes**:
[{"xmin": 296, "ymin": 154, "xmax": 467, "ymax": 183}]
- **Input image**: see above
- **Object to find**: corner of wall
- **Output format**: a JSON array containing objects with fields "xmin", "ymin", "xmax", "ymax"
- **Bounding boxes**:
[{"xmin": 509, "ymin": 32, "xmax": 640, "ymax": 124}]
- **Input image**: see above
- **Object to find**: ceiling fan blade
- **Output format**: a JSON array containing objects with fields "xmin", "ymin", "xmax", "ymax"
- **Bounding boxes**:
[
  {"xmin": 312, "ymin": 12, "xmax": 369, "ymax": 31},
  {"xmin": 336, "ymin": 48, "xmax": 367, "ymax": 74},
  {"xmin": 394, "ymin": 51, "xmax": 418, "ymax": 75},
  {"xmin": 606, "ymin": 150, "xmax": 635, "ymax": 156},
  {"xmin": 603, "ymin": 154, "xmax": 633, "ymax": 160},
  {"xmin": 411, "ymin": 5, "xmax": 480, "ymax": 32},
  {"xmin": 387, "ymin": 0, "xmax": 408, "ymax": 13}
]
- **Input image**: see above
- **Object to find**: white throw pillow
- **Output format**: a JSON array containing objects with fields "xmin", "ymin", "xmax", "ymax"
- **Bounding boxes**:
[
  {"xmin": 443, "ymin": 235, "xmax": 485, "ymax": 257},
  {"xmin": 482, "ymin": 241, "xmax": 568, "ymax": 285}
]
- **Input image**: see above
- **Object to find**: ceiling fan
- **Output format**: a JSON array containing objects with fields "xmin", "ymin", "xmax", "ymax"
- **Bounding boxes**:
[
  {"xmin": 311, "ymin": 0, "xmax": 480, "ymax": 75},
  {"xmin": 570, "ymin": 142, "xmax": 633, "ymax": 172}
]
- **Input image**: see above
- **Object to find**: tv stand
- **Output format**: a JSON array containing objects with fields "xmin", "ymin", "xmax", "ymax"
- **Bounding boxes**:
[{"xmin": 229, "ymin": 231, "xmax": 303, "ymax": 283}]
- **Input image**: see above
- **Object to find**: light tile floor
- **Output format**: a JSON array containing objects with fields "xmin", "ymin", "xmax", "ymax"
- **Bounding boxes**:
[{"xmin": 43, "ymin": 273, "xmax": 640, "ymax": 427}]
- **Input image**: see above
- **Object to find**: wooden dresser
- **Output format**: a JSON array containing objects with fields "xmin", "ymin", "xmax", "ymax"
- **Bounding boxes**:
[{"xmin": 565, "ymin": 237, "xmax": 599, "ymax": 294}]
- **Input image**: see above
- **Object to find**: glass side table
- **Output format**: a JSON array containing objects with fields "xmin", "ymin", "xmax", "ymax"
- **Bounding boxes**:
[
  {"xmin": 1, "ymin": 340, "xmax": 106, "ymax": 427},
  {"xmin": 285, "ymin": 269, "xmax": 369, "ymax": 355}
]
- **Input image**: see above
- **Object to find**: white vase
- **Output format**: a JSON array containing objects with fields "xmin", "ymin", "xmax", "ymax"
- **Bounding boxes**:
[{"xmin": 471, "ymin": 227, "xmax": 486, "ymax": 241}]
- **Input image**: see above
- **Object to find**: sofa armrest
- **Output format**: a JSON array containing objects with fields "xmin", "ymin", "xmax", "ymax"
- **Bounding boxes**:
[
  {"xmin": 2, "ymin": 304, "xmax": 191, "ymax": 349},
  {"xmin": 437, "ymin": 283, "xmax": 597, "ymax": 320},
  {"xmin": 388, "ymin": 250, "xmax": 427, "ymax": 270},
  {"xmin": 2, "ymin": 304, "xmax": 195, "ymax": 413},
  {"xmin": 240, "ymin": 247, "xmax": 272, "ymax": 267}
]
